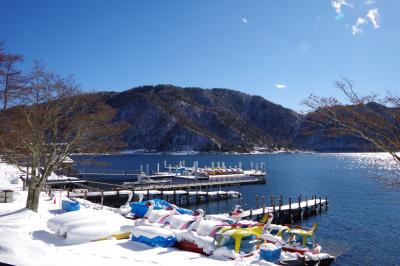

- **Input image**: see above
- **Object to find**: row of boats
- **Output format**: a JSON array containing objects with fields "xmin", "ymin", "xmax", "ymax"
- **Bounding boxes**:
[
  {"xmin": 192, "ymin": 168, "xmax": 245, "ymax": 177},
  {"xmin": 56, "ymin": 195, "xmax": 334, "ymax": 265},
  {"xmin": 117, "ymin": 199, "xmax": 335, "ymax": 265}
]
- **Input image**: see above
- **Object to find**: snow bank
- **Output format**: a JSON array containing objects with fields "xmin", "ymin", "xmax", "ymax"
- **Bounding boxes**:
[
  {"xmin": 47, "ymin": 208, "xmax": 130, "ymax": 243},
  {"xmin": 212, "ymin": 247, "xmax": 239, "ymax": 259},
  {"xmin": 0, "ymin": 161, "xmax": 23, "ymax": 191},
  {"xmin": 130, "ymin": 225, "xmax": 175, "ymax": 239},
  {"xmin": 1, "ymin": 161, "xmax": 282, "ymax": 266},
  {"xmin": 47, "ymin": 172, "xmax": 78, "ymax": 181}
]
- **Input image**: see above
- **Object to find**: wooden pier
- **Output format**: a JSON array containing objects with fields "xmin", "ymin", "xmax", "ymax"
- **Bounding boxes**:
[
  {"xmin": 69, "ymin": 189, "xmax": 240, "ymax": 198},
  {"xmin": 125, "ymin": 175, "xmax": 266, "ymax": 190},
  {"xmin": 236, "ymin": 194, "xmax": 329, "ymax": 224},
  {"xmin": 67, "ymin": 188, "xmax": 241, "ymax": 207},
  {"xmin": 46, "ymin": 175, "xmax": 266, "ymax": 192},
  {"xmin": 46, "ymin": 176, "xmax": 265, "ymax": 208},
  {"xmin": 46, "ymin": 176, "xmax": 266, "ymax": 194},
  {"xmin": 47, "ymin": 178, "xmax": 328, "ymax": 225}
]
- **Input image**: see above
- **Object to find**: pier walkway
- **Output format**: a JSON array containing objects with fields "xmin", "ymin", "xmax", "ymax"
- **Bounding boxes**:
[
  {"xmin": 66, "ymin": 187, "xmax": 241, "ymax": 208},
  {"xmin": 46, "ymin": 174, "xmax": 266, "ymax": 191},
  {"xmin": 235, "ymin": 195, "xmax": 328, "ymax": 224},
  {"xmin": 124, "ymin": 175, "xmax": 265, "ymax": 190},
  {"xmin": 69, "ymin": 189, "xmax": 241, "ymax": 198}
]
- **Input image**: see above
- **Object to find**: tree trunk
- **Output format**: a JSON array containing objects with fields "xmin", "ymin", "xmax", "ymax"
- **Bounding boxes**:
[
  {"xmin": 2, "ymin": 89, "xmax": 7, "ymax": 110},
  {"xmin": 26, "ymin": 166, "xmax": 51, "ymax": 212},
  {"xmin": 26, "ymin": 163, "xmax": 47, "ymax": 212},
  {"xmin": 26, "ymin": 183, "xmax": 41, "ymax": 212},
  {"xmin": 3, "ymin": 75, "xmax": 9, "ymax": 110}
]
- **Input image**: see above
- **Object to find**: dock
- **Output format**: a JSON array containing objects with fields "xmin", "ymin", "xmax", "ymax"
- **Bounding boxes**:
[
  {"xmin": 46, "ymin": 174, "xmax": 266, "ymax": 191},
  {"xmin": 66, "ymin": 188, "xmax": 241, "ymax": 207},
  {"xmin": 235, "ymin": 194, "xmax": 329, "ymax": 224},
  {"xmin": 46, "ymin": 175, "xmax": 264, "ymax": 207},
  {"xmin": 68, "ymin": 189, "xmax": 241, "ymax": 199},
  {"xmin": 47, "ymin": 178, "xmax": 328, "ymax": 224},
  {"xmin": 126, "ymin": 175, "xmax": 266, "ymax": 190}
]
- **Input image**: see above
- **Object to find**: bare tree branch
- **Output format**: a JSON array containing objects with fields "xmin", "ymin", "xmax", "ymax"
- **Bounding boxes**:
[{"xmin": 304, "ymin": 78, "xmax": 400, "ymax": 165}]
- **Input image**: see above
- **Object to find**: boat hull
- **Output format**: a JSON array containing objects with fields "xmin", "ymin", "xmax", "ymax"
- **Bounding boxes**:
[
  {"xmin": 265, "ymin": 240, "xmax": 320, "ymax": 255},
  {"xmin": 175, "ymin": 240, "xmax": 209, "ymax": 255}
]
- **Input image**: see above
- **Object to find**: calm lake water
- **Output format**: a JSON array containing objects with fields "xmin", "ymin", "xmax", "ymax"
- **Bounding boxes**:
[{"xmin": 72, "ymin": 153, "xmax": 400, "ymax": 266}]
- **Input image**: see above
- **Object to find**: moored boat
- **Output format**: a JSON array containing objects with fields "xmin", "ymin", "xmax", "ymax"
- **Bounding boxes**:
[{"xmin": 262, "ymin": 223, "xmax": 321, "ymax": 255}]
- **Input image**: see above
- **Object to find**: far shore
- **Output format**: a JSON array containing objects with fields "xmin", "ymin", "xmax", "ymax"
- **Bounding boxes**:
[{"xmin": 70, "ymin": 150, "xmax": 395, "ymax": 156}]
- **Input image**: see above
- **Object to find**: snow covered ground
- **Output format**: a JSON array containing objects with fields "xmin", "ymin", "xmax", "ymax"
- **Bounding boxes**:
[{"xmin": 0, "ymin": 162, "xmax": 275, "ymax": 266}]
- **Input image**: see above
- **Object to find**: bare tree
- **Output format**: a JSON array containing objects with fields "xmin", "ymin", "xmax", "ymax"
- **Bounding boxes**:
[
  {"xmin": 304, "ymin": 77, "xmax": 400, "ymax": 164},
  {"xmin": 29, "ymin": 60, "xmax": 48, "ymax": 104},
  {"xmin": 0, "ymin": 63, "xmax": 126, "ymax": 212},
  {"xmin": 0, "ymin": 46, "xmax": 24, "ymax": 110}
]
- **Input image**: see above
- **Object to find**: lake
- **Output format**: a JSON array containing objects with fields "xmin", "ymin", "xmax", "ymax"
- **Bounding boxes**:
[{"xmin": 71, "ymin": 153, "xmax": 400, "ymax": 265}]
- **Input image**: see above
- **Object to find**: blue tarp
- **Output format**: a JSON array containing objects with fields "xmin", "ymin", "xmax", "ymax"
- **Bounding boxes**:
[
  {"xmin": 62, "ymin": 199, "xmax": 80, "ymax": 212},
  {"xmin": 131, "ymin": 234, "xmax": 176, "ymax": 248},
  {"xmin": 129, "ymin": 199, "xmax": 193, "ymax": 217}
]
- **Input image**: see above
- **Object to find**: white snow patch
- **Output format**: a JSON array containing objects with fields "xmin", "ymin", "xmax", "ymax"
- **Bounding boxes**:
[
  {"xmin": 212, "ymin": 247, "xmax": 239, "ymax": 259},
  {"xmin": 131, "ymin": 225, "xmax": 175, "ymax": 239},
  {"xmin": 0, "ymin": 161, "xmax": 279, "ymax": 265}
]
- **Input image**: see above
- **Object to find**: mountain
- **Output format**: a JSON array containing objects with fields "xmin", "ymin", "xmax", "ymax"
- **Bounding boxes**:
[
  {"xmin": 105, "ymin": 85, "xmax": 300, "ymax": 152},
  {"xmin": 294, "ymin": 114, "xmax": 375, "ymax": 152},
  {"xmin": 91, "ymin": 84, "xmax": 376, "ymax": 152}
]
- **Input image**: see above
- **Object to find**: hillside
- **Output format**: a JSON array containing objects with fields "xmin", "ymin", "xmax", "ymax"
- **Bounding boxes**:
[
  {"xmin": 94, "ymin": 84, "xmax": 374, "ymax": 152},
  {"xmin": 106, "ymin": 85, "xmax": 300, "ymax": 152},
  {"xmin": 0, "ymin": 84, "xmax": 379, "ymax": 152}
]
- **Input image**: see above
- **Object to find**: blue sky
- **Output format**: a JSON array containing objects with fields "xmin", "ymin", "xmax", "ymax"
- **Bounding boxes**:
[{"xmin": 1, "ymin": 0, "xmax": 399, "ymax": 111}]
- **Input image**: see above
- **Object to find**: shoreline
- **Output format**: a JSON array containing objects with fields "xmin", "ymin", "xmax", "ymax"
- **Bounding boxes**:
[{"xmin": 70, "ymin": 150, "xmax": 398, "ymax": 156}]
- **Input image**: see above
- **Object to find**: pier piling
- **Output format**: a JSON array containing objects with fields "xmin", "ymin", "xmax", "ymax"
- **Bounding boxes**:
[
  {"xmin": 271, "ymin": 195, "xmax": 275, "ymax": 213},
  {"xmin": 319, "ymin": 196, "xmax": 322, "ymax": 213},
  {"xmin": 314, "ymin": 195, "xmax": 317, "ymax": 214},
  {"xmin": 278, "ymin": 195, "xmax": 283, "ymax": 222},
  {"xmin": 326, "ymin": 195, "xmax": 328, "ymax": 211},
  {"xmin": 298, "ymin": 195, "xmax": 302, "ymax": 220},
  {"xmin": 289, "ymin": 197, "xmax": 293, "ymax": 223},
  {"xmin": 256, "ymin": 194, "xmax": 259, "ymax": 209},
  {"xmin": 173, "ymin": 190, "xmax": 176, "ymax": 204}
]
